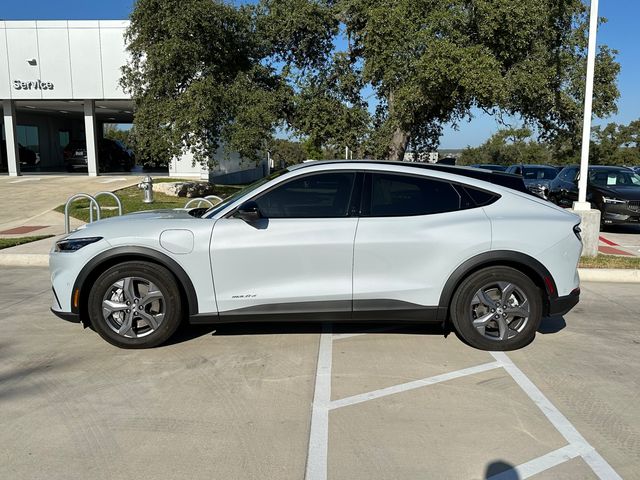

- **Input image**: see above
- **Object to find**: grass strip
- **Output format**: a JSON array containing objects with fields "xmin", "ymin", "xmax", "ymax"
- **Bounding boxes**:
[
  {"xmin": 0, "ymin": 235, "xmax": 55, "ymax": 250},
  {"xmin": 579, "ymin": 254, "xmax": 640, "ymax": 269}
]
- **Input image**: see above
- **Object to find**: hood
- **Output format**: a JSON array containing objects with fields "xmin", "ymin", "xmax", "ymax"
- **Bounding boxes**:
[
  {"xmin": 593, "ymin": 184, "xmax": 640, "ymax": 201},
  {"xmin": 73, "ymin": 209, "xmax": 195, "ymax": 231}
]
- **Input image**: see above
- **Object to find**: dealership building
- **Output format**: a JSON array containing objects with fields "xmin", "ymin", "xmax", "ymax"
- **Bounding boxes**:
[{"xmin": 0, "ymin": 20, "xmax": 266, "ymax": 181}]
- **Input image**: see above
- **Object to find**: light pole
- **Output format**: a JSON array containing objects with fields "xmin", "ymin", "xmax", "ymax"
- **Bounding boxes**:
[
  {"xmin": 571, "ymin": 0, "xmax": 602, "ymax": 257},
  {"xmin": 574, "ymin": 0, "xmax": 599, "ymax": 210}
]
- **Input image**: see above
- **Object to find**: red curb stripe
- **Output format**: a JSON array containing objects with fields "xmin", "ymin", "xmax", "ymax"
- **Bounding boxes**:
[
  {"xmin": 599, "ymin": 245, "xmax": 633, "ymax": 256},
  {"xmin": 599, "ymin": 236, "xmax": 619, "ymax": 246}
]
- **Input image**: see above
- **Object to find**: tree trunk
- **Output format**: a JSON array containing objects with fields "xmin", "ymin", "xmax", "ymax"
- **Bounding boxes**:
[
  {"xmin": 388, "ymin": 126, "xmax": 410, "ymax": 161},
  {"xmin": 386, "ymin": 90, "xmax": 410, "ymax": 161}
]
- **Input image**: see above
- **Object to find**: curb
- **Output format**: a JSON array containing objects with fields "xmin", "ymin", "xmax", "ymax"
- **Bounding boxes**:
[
  {"xmin": 578, "ymin": 268, "xmax": 640, "ymax": 283},
  {"xmin": 1, "ymin": 255, "xmax": 640, "ymax": 283},
  {"xmin": 0, "ymin": 253, "xmax": 49, "ymax": 267}
]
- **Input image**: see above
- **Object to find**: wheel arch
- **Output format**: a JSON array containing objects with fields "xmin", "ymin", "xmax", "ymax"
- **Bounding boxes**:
[
  {"xmin": 438, "ymin": 250, "xmax": 557, "ymax": 320},
  {"xmin": 71, "ymin": 246, "xmax": 199, "ymax": 324}
]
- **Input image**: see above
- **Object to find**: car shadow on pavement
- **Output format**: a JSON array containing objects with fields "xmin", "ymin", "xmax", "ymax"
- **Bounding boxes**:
[
  {"xmin": 485, "ymin": 460, "xmax": 519, "ymax": 479},
  {"xmin": 166, "ymin": 321, "xmax": 446, "ymax": 345},
  {"xmin": 167, "ymin": 316, "xmax": 565, "ymax": 346},
  {"xmin": 537, "ymin": 316, "xmax": 567, "ymax": 334}
]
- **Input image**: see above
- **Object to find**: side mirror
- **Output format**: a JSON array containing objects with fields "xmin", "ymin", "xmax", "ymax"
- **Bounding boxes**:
[{"xmin": 236, "ymin": 201, "xmax": 261, "ymax": 222}]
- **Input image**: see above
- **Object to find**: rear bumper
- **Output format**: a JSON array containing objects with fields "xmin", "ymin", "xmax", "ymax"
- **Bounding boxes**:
[
  {"xmin": 548, "ymin": 288, "xmax": 580, "ymax": 317},
  {"xmin": 50, "ymin": 308, "xmax": 80, "ymax": 323}
]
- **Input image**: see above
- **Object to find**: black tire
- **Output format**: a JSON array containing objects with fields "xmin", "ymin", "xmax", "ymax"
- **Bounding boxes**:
[
  {"xmin": 88, "ymin": 261, "xmax": 183, "ymax": 348},
  {"xmin": 450, "ymin": 266, "xmax": 543, "ymax": 351}
]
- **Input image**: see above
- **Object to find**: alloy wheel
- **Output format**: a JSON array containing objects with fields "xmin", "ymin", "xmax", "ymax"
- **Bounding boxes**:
[
  {"xmin": 470, "ymin": 281, "xmax": 530, "ymax": 341},
  {"xmin": 102, "ymin": 277, "xmax": 165, "ymax": 338}
]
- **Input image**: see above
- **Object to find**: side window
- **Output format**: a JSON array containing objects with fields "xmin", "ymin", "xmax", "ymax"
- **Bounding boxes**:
[
  {"xmin": 560, "ymin": 168, "xmax": 577, "ymax": 182},
  {"xmin": 364, "ymin": 173, "xmax": 461, "ymax": 217},
  {"xmin": 254, "ymin": 172, "xmax": 356, "ymax": 218}
]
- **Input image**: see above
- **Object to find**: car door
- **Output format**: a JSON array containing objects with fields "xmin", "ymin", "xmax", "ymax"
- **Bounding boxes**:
[
  {"xmin": 352, "ymin": 171, "xmax": 492, "ymax": 319},
  {"xmin": 210, "ymin": 170, "xmax": 360, "ymax": 318}
]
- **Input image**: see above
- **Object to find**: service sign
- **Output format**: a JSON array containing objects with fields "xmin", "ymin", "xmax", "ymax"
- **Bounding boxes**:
[{"xmin": 13, "ymin": 79, "xmax": 54, "ymax": 91}]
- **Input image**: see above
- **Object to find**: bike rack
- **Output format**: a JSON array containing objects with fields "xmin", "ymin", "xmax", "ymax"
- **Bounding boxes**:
[
  {"xmin": 63, "ymin": 192, "xmax": 125, "ymax": 233},
  {"xmin": 204, "ymin": 195, "xmax": 223, "ymax": 205},
  {"xmin": 184, "ymin": 197, "xmax": 215, "ymax": 209},
  {"xmin": 94, "ymin": 191, "xmax": 123, "ymax": 216},
  {"xmin": 64, "ymin": 193, "xmax": 101, "ymax": 234}
]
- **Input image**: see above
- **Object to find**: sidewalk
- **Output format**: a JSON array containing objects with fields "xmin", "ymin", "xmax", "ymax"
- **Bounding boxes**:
[{"xmin": 0, "ymin": 174, "xmax": 139, "ymax": 232}]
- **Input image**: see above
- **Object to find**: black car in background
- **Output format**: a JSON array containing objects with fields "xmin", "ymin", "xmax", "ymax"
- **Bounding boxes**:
[
  {"xmin": 505, "ymin": 164, "xmax": 559, "ymax": 199},
  {"xmin": 548, "ymin": 165, "xmax": 640, "ymax": 226},
  {"xmin": 0, "ymin": 141, "xmax": 39, "ymax": 169},
  {"xmin": 469, "ymin": 164, "xmax": 508, "ymax": 172},
  {"xmin": 64, "ymin": 138, "xmax": 134, "ymax": 172}
]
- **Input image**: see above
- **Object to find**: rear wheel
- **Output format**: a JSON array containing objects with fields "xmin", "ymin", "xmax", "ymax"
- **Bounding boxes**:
[
  {"xmin": 88, "ymin": 261, "xmax": 183, "ymax": 348},
  {"xmin": 450, "ymin": 266, "xmax": 543, "ymax": 351}
]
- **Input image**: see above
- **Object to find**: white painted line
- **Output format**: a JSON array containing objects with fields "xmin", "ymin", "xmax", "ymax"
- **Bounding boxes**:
[
  {"xmin": 9, "ymin": 177, "xmax": 41, "ymax": 183},
  {"xmin": 333, "ymin": 325, "xmax": 402, "ymax": 340},
  {"xmin": 100, "ymin": 177, "xmax": 126, "ymax": 183},
  {"xmin": 487, "ymin": 443, "xmax": 585, "ymax": 480},
  {"xmin": 305, "ymin": 326, "xmax": 333, "ymax": 480},
  {"xmin": 329, "ymin": 361, "xmax": 502, "ymax": 410},
  {"xmin": 491, "ymin": 352, "xmax": 621, "ymax": 480}
]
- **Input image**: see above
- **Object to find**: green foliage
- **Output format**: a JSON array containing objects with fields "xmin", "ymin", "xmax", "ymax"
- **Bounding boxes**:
[
  {"xmin": 458, "ymin": 128, "xmax": 554, "ymax": 166},
  {"xmin": 123, "ymin": 0, "xmax": 621, "ymax": 165},
  {"xmin": 121, "ymin": 0, "xmax": 289, "ymax": 166},
  {"xmin": 459, "ymin": 120, "xmax": 640, "ymax": 167},
  {"xmin": 591, "ymin": 120, "xmax": 640, "ymax": 165},
  {"xmin": 269, "ymin": 139, "xmax": 307, "ymax": 166}
]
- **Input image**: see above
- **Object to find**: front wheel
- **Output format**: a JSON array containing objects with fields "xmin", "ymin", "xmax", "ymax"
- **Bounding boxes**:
[
  {"xmin": 450, "ymin": 266, "xmax": 543, "ymax": 351},
  {"xmin": 88, "ymin": 261, "xmax": 183, "ymax": 348}
]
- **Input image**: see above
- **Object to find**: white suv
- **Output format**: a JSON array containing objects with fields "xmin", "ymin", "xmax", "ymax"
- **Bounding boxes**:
[{"xmin": 50, "ymin": 161, "xmax": 582, "ymax": 350}]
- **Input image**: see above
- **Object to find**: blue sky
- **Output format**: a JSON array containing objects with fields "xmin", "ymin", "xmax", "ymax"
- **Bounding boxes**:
[{"xmin": 2, "ymin": 0, "xmax": 638, "ymax": 148}]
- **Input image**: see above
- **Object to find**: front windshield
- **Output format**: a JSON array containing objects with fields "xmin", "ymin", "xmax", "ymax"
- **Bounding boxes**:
[
  {"xmin": 203, "ymin": 168, "xmax": 289, "ymax": 217},
  {"xmin": 522, "ymin": 166, "xmax": 558, "ymax": 180},
  {"xmin": 589, "ymin": 169, "xmax": 640, "ymax": 187}
]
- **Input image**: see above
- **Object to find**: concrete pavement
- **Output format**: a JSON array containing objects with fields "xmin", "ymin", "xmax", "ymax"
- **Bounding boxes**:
[
  {"xmin": 0, "ymin": 267, "xmax": 637, "ymax": 479},
  {"xmin": 0, "ymin": 174, "xmax": 139, "ymax": 234}
]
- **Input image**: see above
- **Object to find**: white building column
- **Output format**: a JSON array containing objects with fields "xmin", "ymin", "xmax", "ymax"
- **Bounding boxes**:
[
  {"xmin": 2, "ymin": 100, "xmax": 21, "ymax": 177},
  {"xmin": 84, "ymin": 100, "xmax": 99, "ymax": 176}
]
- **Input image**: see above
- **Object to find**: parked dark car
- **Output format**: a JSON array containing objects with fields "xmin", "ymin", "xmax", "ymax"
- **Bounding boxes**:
[
  {"xmin": 64, "ymin": 139, "xmax": 134, "ymax": 172},
  {"xmin": 469, "ymin": 164, "xmax": 508, "ymax": 172},
  {"xmin": 548, "ymin": 165, "xmax": 640, "ymax": 226},
  {"xmin": 1, "ymin": 140, "xmax": 39, "ymax": 168},
  {"xmin": 505, "ymin": 164, "xmax": 559, "ymax": 199}
]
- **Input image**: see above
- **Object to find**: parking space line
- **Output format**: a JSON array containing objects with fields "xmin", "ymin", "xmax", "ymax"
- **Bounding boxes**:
[
  {"xmin": 487, "ymin": 444, "xmax": 585, "ymax": 480},
  {"xmin": 329, "ymin": 361, "xmax": 502, "ymax": 410},
  {"xmin": 100, "ymin": 177, "xmax": 127, "ymax": 183},
  {"xmin": 306, "ymin": 331, "xmax": 621, "ymax": 480},
  {"xmin": 491, "ymin": 352, "xmax": 622, "ymax": 480},
  {"xmin": 332, "ymin": 326, "xmax": 401, "ymax": 340},
  {"xmin": 305, "ymin": 326, "xmax": 333, "ymax": 480},
  {"xmin": 9, "ymin": 177, "xmax": 41, "ymax": 183}
]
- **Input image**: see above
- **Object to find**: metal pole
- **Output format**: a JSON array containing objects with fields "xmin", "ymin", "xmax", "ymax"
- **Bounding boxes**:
[{"xmin": 575, "ymin": 0, "xmax": 599, "ymax": 210}]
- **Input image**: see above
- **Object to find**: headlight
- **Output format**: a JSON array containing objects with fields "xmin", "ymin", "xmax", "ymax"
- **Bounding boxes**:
[
  {"xmin": 602, "ymin": 197, "xmax": 627, "ymax": 204},
  {"xmin": 55, "ymin": 237, "xmax": 102, "ymax": 252}
]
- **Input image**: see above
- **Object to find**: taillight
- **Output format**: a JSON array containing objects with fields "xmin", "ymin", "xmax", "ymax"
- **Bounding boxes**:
[{"xmin": 573, "ymin": 224, "xmax": 582, "ymax": 242}]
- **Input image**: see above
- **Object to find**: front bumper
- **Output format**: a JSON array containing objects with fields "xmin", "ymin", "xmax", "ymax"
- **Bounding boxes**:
[
  {"xmin": 50, "ymin": 308, "xmax": 80, "ymax": 323},
  {"xmin": 548, "ymin": 288, "xmax": 580, "ymax": 317},
  {"xmin": 601, "ymin": 203, "xmax": 640, "ymax": 225}
]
